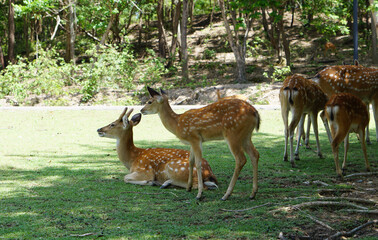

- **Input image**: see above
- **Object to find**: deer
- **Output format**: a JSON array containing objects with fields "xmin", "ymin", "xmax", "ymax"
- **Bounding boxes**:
[
  {"xmin": 312, "ymin": 62, "xmax": 378, "ymax": 144},
  {"xmin": 216, "ymin": 88, "xmax": 249, "ymax": 102},
  {"xmin": 141, "ymin": 87, "xmax": 260, "ymax": 201},
  {"xmin": 324, "ymin": 42, "xmax": 337, "ymax": 57},
  {"xmin": 324, "ymin": 93, "xmax": 371, "ymax": 179},
  {"xmin": 279, "ymin": 74, "xmax": 332, "ymax": 168},
  {"xmin": 97, "ymin": 107, "xmax": 218, "ymax": 189}
]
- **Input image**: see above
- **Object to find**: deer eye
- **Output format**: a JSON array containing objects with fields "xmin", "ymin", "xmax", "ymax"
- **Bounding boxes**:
[
  {"xmin": 147, "ymin": 100, "xmax": 153, "ymax": 104},
  {"xmin": 110, "ymin": 123, "xmax": 115, "ymax": 127}
]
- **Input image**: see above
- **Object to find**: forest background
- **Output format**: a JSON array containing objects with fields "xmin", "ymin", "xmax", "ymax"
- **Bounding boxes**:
[{"xmin": 0, "ymin": 0, "xmax": 377, "ymax": 106}]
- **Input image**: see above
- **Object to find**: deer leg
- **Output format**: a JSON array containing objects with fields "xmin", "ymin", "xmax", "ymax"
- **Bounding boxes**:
[
  {"xmin": 320, "ymin": 111, "xmax": 332, "ymax": 143},
  {"xmin": 305, "ymin": 114, "xmax": 311, "ymax": 148},
  {"xmin": 364, "ymin": 103, "xmax": 372, "ymax": 145},
  {"xmin": 190, "ymin": 140, "xmax": 204, "ymax": 200},
  {"xmin": 124, "ymin": 172, "xmax": 155, "ymax": 186},
  {"xmin": 243, "ymin": 139, "xmax": 259, "ymax": 200},
  {"xmin": 187, "ymin": 147, "xmax": 195, "ymax": 192},
  {"xmin": 331, "ymin": 125, "xmax": 348, "ymax": 179},
  {"xmin": 222, "ymin": 140, "xmax": 247, "ymax": 201},
  {"xmin": 293, "ymin": 114, "xmax": 305, "ymax": 163},
  {"xmin": 342, "ymin": 133, "xmax": 350, "ymax": 171},
  {"xmin": 310, "ymin": 112, "xmax": 324, "ymax": 159},
  {"xmin": 282, "ymin": 107, "xmax": 289, "ymax": 162},
  {"xmin": 358, "ymin": 128, "xmax": 370, "ymax": 172},
  {"xmin": 372, "ymin": 98, "xmax": 378, "ymax": 142}
]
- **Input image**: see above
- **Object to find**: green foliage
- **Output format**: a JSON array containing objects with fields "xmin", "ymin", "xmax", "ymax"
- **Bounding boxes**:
[
  {"xmin": 0, "ymin": 49, "xmax": 69, "ymax": 102},
  {"xmin": 139, "ymin": 49, "xmax": 168, "ymax": 85},
  {"xmin": 203, "ymin": 48, "xmax": 216, "ymax": 59},
  {"xmin": 263, "ymin": 65, "xmax": 291, "ymax": 83},
  {"xmin": 0, "ymin": 44, "xmax": 168, "ymax": 104}
]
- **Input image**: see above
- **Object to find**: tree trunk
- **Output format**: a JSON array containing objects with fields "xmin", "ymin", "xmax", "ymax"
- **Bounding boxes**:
[
  {"xmin": 24, "ymin": 14, "xmax": 30, "ymax": 58},
  {"xmin": 100, "ymin": 2, "xmax": 118, "ymax": 46},
  {"xmin": 167, "ymin": 0, "xmax": 181, "ymax": 68},
  {"xmin": 279, "ymin": 7, "xmax": 291, "ymax": 66},
  {"xmin": 218, "ymin": 0, "xmax": 246, "ymax": 82},
  {"xmin": 181, "ymin": 0, "xmax": 189, "ymax": 82},
  {"xmin": 0, "ymin": 36, "xmax": 5, "ymax": 70},
  {"xmin": 65, "ymin": 0, "xmax": 76, "ymax": 63},
  {"xmin": 157, "ymin": 0, "xmax": 168, "ymax": 58},
  {"xmin": 369, "ymin": 0, "xmax": 378, "ymax": 63},
  {"xmin": 8, "ymin": 0, "xmax": 16, "ymax": 64}
]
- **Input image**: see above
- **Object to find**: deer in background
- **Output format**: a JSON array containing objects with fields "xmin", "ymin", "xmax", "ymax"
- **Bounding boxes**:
[
  {"xmin": 324, "ymin": 93, "xmax": 371, "ymax": 179},
  {"xmin": 324, "ymin": 42, "xmax": 337, "ymax": 57},
  {"xmin": 312, "ymin": 62, "xmax": 378, "ymax": 144},
  {"xmin": 279, "ymin": 74, "xmax": 332, "ymax": 168},
  {"xmin": 216, "ymin": 88, "xmax": 249, "ymax": 102},
  {"xmin": 97, "ymin": 107, "xmax": 218, "ymax": 189},
  {"xmin": 141, "ymin": 87, "xmax": 260, "ymax": 200}
]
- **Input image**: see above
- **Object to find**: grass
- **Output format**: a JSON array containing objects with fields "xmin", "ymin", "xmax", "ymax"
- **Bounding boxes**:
[{"xmin": 0, "ymin": 107, "xmax": 376, "ymax": 239}]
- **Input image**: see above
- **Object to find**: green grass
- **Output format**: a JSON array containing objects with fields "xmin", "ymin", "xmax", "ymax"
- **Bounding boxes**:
[{"xmin": 0, "ymin": 108, "xmax": 376, "ymax": 239}]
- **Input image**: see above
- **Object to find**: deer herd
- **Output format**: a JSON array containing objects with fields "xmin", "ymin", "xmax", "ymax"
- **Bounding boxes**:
[{"xmin": 98, "ymin": 61, "xmax": 376, "ymax": 200}]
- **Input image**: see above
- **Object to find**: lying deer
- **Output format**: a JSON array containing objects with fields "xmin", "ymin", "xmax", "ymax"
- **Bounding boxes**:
[
  {"xmin": 216, "ymin": 88, "xmax": 249, "ymax": 102},
  {"xmin": 312, "ymin": 62, "xmax": 378, "ymax": 143},
  {"xmin": 279, "ymin": 74, "xmax": 331, "ymax": 167},
  {"xmin": 141, "ymin": 87, "xmax": 260, "ymax": 200},
  {"xmin": 324, "ymin": 93, "xmax": 371, "ymax": 178},
  {"xmin": 97, "ymin": 107, "xmax": 218, "ymax": 189}
]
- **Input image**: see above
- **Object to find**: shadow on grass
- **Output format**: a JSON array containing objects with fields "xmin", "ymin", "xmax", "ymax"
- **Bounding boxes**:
[{"xmin": 1, "ymin": 131, "xmax": 376, "ymax": 239}]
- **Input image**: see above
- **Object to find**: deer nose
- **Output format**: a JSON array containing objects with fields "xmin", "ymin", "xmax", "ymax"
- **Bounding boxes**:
[{"xmin": 97, "ymin": 128, "xmax": 101, "ymax": 133}]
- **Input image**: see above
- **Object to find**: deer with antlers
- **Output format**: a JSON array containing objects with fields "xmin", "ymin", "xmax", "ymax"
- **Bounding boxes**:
[
  {"xmin": 312, "ymin": 62, "xmax": 378, "ymax": 143},
  {"xmin": 279, "ymin": 74, "xmax": 332, "ymax": 168},
  {"xmin": 324, "ymin": 93, "xmax": 371, "ymax": 178},
  {"xmin": 97, "ymin": 107, "xmax": 218, "ymax": 189},
  {"xmin": 141, "ymin": 87, "xmax": 260, "ymax": 200}
]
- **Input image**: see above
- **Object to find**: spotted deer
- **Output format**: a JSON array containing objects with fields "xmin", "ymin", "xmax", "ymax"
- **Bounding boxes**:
[
  {"xmin": 279, "ymin": 74, "xmax": 332, "ymax": 168},
  {"xmin": 324, "ymin": 93, "xmax": 371, "ymax": 178},
  {"xmin": 97, "ymin": 107, "xmax": 218, "ymax": 189},
  {"xmin": 312, "ymin": 63, "xmax": 378, "ymax": 143},
  {"xmin": 141, "ymin": 87, "xmax": 260, "ymax": 200},
  {"xmin": 216, "ymin": 88, "xmax": 249, "ymax": 102},
  {"xmin": 324, "ymin": 42, "xmax": 336, "ymax": 57}
]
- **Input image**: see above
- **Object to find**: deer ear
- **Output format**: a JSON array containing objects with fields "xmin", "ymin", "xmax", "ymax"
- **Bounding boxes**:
[
  {"xmin": 122, "ymin": 113, "xmax": 129, "ymax": 129},
  {"xmin": 160, "ymin": 88, "xmax": 167, "ymax": 96},
  {"xmin": 130, "ymin": 113, "xmax": 142, "ymax": 126},
  {"xmin": 147, "ymin": 86, "xmax": 161, "ymax": 97}
]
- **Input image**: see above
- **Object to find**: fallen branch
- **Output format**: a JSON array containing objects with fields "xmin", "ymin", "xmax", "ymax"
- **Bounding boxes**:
[
  {"xmin": 295, "ymin": 207, "xmax": 334, "ymax": 230},
  {"xmin": 220, "ymin": 202, "xmax": 272, "ymax": 212},
  {"xmin": 291, "ymin": 201, "xmax": 368, "ymax": 210},
  {"xmin": 325, "ymin": 220, "xmax": 378, "ymax": 240},
  {"xmin": 341, "ymin": 209, "xmax": 378, "ymax": 215},
  {"xmin": 70, "ymin": 233, "xmax": 96, "ymax": 237},
  {"xmin": 122, "ymin": 191, "xmax": 178, "ymax": 197},
  {"xmin": 344, "ymin": 172, "xmax": 377, "ymax": 178},
  {"xmin": 318, "ymin": 197, "xmax": 377, "ymax": 205}
]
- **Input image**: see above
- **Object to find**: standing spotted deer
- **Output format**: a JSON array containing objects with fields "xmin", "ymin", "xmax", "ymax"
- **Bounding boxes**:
[
  {"xmin": 141, "ymin": 87, "xmax": 260, "ymax": 200},
  {"xmin": 324, "ymin": 93, "xmax": 371, "ymax": 178},
  {"xmin": 97, "ymin": 107, "xmax": 218, "ymax": 189},
  {"xmin": 312, "ymin": 63, "xmax": 378, "ymax": 143},
  {"xmin": 279, "ymin": 74, "xmax": 331, "ymax": 168}
]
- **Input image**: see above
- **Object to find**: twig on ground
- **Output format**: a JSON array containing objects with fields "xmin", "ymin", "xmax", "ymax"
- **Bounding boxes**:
[
  {"xmin": 278, "ymin": 232, "xmax": 289, "ymax": 240},
  {"xmin": 291, "ymin": 201, "xmax": 368, "ymax": 210},
  {"xmin": 220, "ymin": 202, "xmax": 272, "ymax": 212},
  {"xmin": 341, "ymin": 209, "xmax": 378, "ymax": 215},
  {"xmin": 295, "ymin": 207, "xmax": 334, "ymax": 230},
  {"xmin": 344, "ymin": 172, "xmax": 377, "ymax": 178},
  {"xmin": 312, "ymin": 180, "xmax": 329, "ymax": 186},
  {"xmin": 318, "ymin": 189, "xmax": 352, "ymax": 195},
  {"xmin": 274, "ymin": 201, "xmax": 369, "ymax": 212},
  {"xmin": 70, "ymin": 233, "xmax": 96, "ymax": 237},
  {"xmin": 317, "ymin": 197, "xmax": 377, "ymax": 205},
  {"xmin": 122, "ymin": 191, "xmax": 178, "ymax": 197},
  {"xmin": 325, "ymin": 220, "xmax": 377, "ymax": 240}
]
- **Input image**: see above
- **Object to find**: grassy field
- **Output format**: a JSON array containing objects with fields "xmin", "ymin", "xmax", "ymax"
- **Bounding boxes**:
[{"xmin": 0, "ymin": 107, "xmax": 377, "ymax": 239}]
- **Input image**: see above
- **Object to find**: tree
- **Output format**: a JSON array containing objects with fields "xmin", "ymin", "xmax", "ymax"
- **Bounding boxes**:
[
  {"xmin": 181, "ymin": 0, "xmax": 189, "ymax": 82},
  {"xmin": 369, "ymin": 0, "xmax": 378, "ymax": 63},
  {"xmin": 8, "ymin": 0, "xmax": 15, "ymax": 64},
  {"xmin": 157, "ymin": 0, "xmax": 168, "ymax": 58},
  {"xmin": 65, "ymin": 0, "xmax": 76, "ymax": 63},
  {"xmin": 218, "ymin": 0, "xmax": 261, "ymax": 82}
]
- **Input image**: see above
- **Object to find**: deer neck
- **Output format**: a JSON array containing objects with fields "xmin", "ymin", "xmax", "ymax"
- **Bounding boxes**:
[
  {"xmin": 158, "ymin": 100, "xmax": 180, "ymax": 136},
  {"xmin": 116, "ymin": 130, "xmax": 140, "ymax": 170}
]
